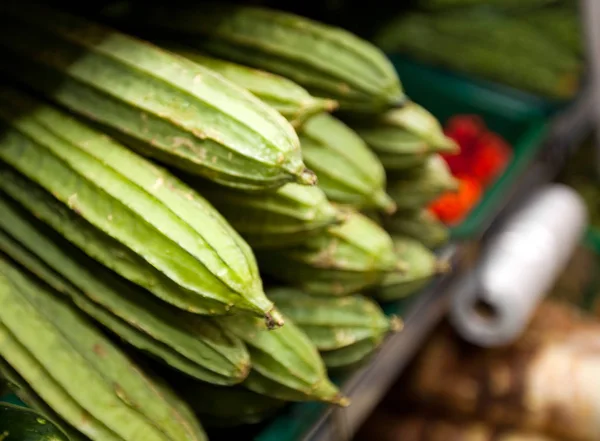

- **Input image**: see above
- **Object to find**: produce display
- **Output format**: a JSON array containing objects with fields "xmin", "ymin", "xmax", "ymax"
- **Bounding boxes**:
[
  {"xmin": 374, "ymin": 0, "xmax": 583, "ymax": 99},
  {"xmin": 0, "ymin": 2, "xmax": 458, "ymax": 439}
]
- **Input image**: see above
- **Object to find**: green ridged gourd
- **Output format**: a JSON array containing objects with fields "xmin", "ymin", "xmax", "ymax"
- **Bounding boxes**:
[
  {"xmin": 0, "ymin": 194, "xmax": 251, "ymax": 385},
  {"xmin": 257, "ymin": 210, "xmax": 403, "ymax": 296},
  {"xmin": 268, "ymin": 288, "xmax": 401, "ymax": 368},
  {"xmin": 387, "ymin": 154, "xmax": 459, "ymax": 211},
  {"xmin": 384, "ymin": 209, "xmax": 450, "ymax": 250},
  {"xmin": 373, "ymin": 235, "xmax": 451, "ymax": 301},
  {"xmin": 350, "ymin": 101, "xmax": 459, "ymax": 171},
  {"xmin": 104, "ymin": 2, "xmax": 406, "ymax": 112},
  {"xmin": 187, "ymin": 179, "xmax": 342, "ymax": 249},
  {"xmin": 0, "ymin": 2, "xmax": 314, "ymax": 191},
  {"xmin": 166, "ymin": 47, "xmax": 338, "ymax": 128},
  {"xmin": 300, "ymin": 113, "xmax": 396, "ymax": 213},
  {"xmin": 0, "ymin": 86, "xmax": 282, "ymax": 327},
  {"xmin": 0, "ymin": 255, "xmax": 207, "ymax": 441},
  {"xmin": 217, "ymin": 313, "xmax": 348, "ymax": 405}
]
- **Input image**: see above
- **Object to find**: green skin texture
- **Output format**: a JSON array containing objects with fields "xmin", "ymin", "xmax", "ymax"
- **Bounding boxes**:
[
  {"xmin": 166, "ymin": 381, "xmax": 285, "ymax": 427},
  {"xmin": 387, "ymin": 154, "xmax": 459, "ymax": 211},
  {"xmin": 385, "ymin": 209, "xmax": 449, "ymax": 250},
  {"xmin": 268, "ymin": 288, "xmax": 395, "ymax": 368},
  {"xmin": 166, "ymin": 47, "xmax": 336, "ymax": 128},
  {"xmin": 109, "ymin": 3, "xmax": 405, "ymax": 112},
  {"xmin": 320, "ymin": 338, "xmax": 382, "ymax": 369},
  {"xmin": 374, "ymin": 235, "xmax": 439, "ymax": 301},
  {"xmin": 299, "ymin": 113, "xmax": 396, "ymax": 213},
  {"xmin": 0, "ymin": 195, "xmax": 250, "ymax": 385},
  {"xmin": 0, "ymin": 258, "xmax": 207, "ymax": 441},
  {"xmin": 0, "ymin": 3, "xmax": 311, "ymax": 191},
  {"xmin": 257, "ymin": 211, "xmax": 400, "ymax": 296},
  {"xmin": 216, "ymin": 313, "xmax": 344, "ymax": 404},
  {"xmin": 188, "ymin": 180, "xmax": 341, "ymax": 249},
  {"xmin": 0, "ymin": 403, "xmax": 71, "ymax": 441},
  {"xmin": 351, "ymin": 101, "xmax": 458, "ymax": 171},
  {"xmin": 0, "ymin": 86, "xmax": 279, "ymax": 323}
]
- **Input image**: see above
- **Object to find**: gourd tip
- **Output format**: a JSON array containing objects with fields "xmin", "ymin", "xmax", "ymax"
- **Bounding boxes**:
[
  {"xmin": 436, "ymin": 259, "xmax": 452, "ymax": 274},
  {"xmin": 373, "ymin": 191, "xmax": 397, "ymax": 215},
  {"xmin": 297, "ymin": 168, "xmax": 318, "ymax": 186},
  {"xmin": 389, "ymin": 94, "xmax": 408, "ymax": 109},
  {"xmin": 389, "ymin": 316, "xmax": 404, "ymax": 332},
  {"xmin": 265, "ymin": 308, "xmax": 285, "ymax": 330},
  {"xmin": 335, "ymin": 395, "xmax": 351, "ymax": 407}
]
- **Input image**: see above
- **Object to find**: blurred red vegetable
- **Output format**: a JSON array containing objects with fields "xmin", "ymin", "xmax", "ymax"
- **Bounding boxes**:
[
  {"xmin": 429, "ymin": 175, "xmax": 482, "ymax": 225},
  {"xmin": 470, "ymin": 132, "xmax": 511, "ymax": 186},
  {"xmin": 444, "ymin": 114, "xmax": 485, "ymax": 152}
]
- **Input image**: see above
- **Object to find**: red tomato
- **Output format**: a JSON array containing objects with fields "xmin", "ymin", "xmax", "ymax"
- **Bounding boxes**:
[
  {"xmin": 444, "ymin": 115, "xmax": 486, "ymax": 152},
  {"xmin": 470, "ymin": 133, "xmax": 512, "ymax": 186},
  {"xmin": 429, "ymin": 176, "xmax": 482, "ymax": 225}
]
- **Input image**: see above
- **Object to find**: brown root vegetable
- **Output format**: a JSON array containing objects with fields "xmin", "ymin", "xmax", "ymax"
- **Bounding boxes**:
[
  {"xmin": 401, "ymin": 301, "xmax": 600, "ymax": 441},
  {"xmin": 357, "ymin": 411, "xmax": 560, "ymax": 441}
]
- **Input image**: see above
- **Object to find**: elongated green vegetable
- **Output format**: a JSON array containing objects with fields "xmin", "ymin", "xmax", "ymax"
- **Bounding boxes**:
[
  {"xmin": 217, "ymin": 314, "xmax": 347, "ymax": 405},
  {"xmin": 385, "ymin": 209, "xmax": 450, "ymax": 250},
  {"xmin": 106, "ymin": 2, "xmax": 405, "ymax": 112},
  {"xmin": 0, "ymin": 86, "xmax": 281, "ymax": 326},
  {"xmin": 350, "ymin": 101, "xmax": 458, "ymax": 171},
  {"xmin": 0, "ymin": 255, "xmax": 207, "ymax": 441},
  {"xmin": 373, "ymin": 235, "xmax": 450, "ymax": 301},
  {"xmin": 168, "ymin": 47, "xmax": 337, "ymax": 127},
  {"xmin": 300, "ymin": 113, "xmax": 396, "ymax": 213},
  {"xmin": 268, "ymin": 287, "xmax": 400, "ymax": 368},
  {"xmin": 186, "ymin": 179, "xmax": 341, "ymax": 248},
  {"xmin": 387, "ymin": 154, "xmax": 459, "ymax": 210},
  {"xmin": 257, "ymin": 211, "xmax": 402, "ymax": 296},
  {"xmin": 321, "ymin": 338, "xmax": 382, "ymax": 369},
  {"xmin": 0, "ymin": 2, "xmax": 314, "ymax": 190},
  {"xmin": 0, "ymin": 195, "xmax": 250, "ymax": 385}
]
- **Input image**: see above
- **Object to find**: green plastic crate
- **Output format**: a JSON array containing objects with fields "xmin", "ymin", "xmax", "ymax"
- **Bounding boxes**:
[{"xmin": 389, "ymin": 57, "xmax": 550, "ymax": 239}]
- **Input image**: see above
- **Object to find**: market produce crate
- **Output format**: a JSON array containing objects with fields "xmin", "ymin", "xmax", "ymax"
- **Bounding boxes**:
[{"xmin": 390, "ymin": 57, "xmax": 550, "ymax": 239}]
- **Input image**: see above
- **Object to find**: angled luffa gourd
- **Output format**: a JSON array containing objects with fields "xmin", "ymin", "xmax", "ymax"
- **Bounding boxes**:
[
  {"xmin": 0, "ymin": 255, "xmax": 207, "ymax": 441},
  {"xmin": 387, "ymin": 154, "xmax": 459, "ymax": 210},
  {"xmin": 0, "ymin": 194, "xmax": 250, "ymax": 384},
  {"xmin": 373, "ymin": 235, "xmax": 450, "ymax": 301},
  {"xmin": 299, "ymin": 113, "xmax": 396, "ymax": 213},
  {"xmin": 188, "ymin": 178, "xmax": 341, "ymax": 248},
  {"xmin": 0, "ymin": 86, "xmax": 282, "ymax": 326},
  {"xmin": 217, "ymin": 313, "xmax": 347, "ymax": 405},
  {"xmin": 167, "ymin": 47, "xmax": 337, "ymax": 128},
  {"xmin": 106, "ymin": 2, "xmax": 405, "ymax": 112},
  {"xmin": 0, "ymin": 2, "xmax": 313, "ymax": 191},
  {"xmin": 385, "ymin": 208, "xmax": 449, "ymax": 250},
  {"xmin": 349, "ymin": 101, "xmax": 458, "ymax": 171},
  {"xmin": 268, "ymin": 287, "xmax": 400, "ymax": 368},
  {"xmin": 256, "ymin": 211, "xmax": 402, "ymax": 296}
]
